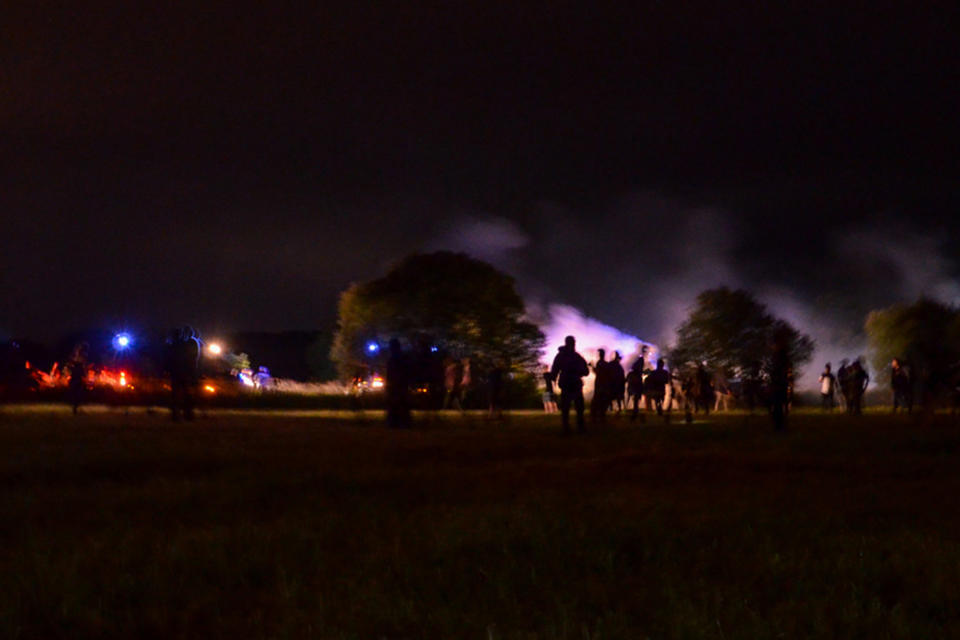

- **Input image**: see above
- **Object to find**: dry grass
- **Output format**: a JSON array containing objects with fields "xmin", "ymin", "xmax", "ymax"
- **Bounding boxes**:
[{"xmin": 2, "ymin": 406, "xmax": 960, "ymax": 639}]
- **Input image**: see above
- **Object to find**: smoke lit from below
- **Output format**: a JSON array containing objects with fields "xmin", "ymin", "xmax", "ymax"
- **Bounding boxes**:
[{"xmin": 540, "ymin": 304, "xmax": 657, "ymax": 399}]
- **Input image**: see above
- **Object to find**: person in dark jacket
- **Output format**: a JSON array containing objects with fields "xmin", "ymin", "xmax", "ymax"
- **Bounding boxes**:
[
  {"xmin": 591, "ymin": 348, "xmax": 610, "ymax": 423},
  {"xmin": 550, "ymin": 335, "xmax": 589, "ymax": 434},
  {"xmin": 644, "ymin": 358, "xmax": 671, "ymax": 416},
  {"xmin": 386, "ymin": 338, "xmax": 412, "ymax": 428},
  {"xmin": 166, "ymin": 326, "xmax": 201, "ymax": 421},
  {"xmin": 609, "ymin": 351, "xmax": 626, "ymax": 414}
]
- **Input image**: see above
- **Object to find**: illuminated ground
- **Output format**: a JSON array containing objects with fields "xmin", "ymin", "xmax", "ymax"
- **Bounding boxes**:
[{"xmin": 2, "ymin": 405, "xmax": 959, "ymax": 638}]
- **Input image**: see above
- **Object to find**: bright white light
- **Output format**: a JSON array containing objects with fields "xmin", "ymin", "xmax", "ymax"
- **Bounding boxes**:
[
  {"xmin": 208, "ymin": 343, "xmax": 222, "ymax": 355},
  {"xmin": 114, "ymin": 333, "xmax": 132, "ymax": 349},
  {"xmin": 367, "ymin": 342, "xmax": 379, "ymax": 354}
]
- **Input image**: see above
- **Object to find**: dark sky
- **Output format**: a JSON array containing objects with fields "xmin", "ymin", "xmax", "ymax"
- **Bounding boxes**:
[{"xmin": 2, "ymin": 3, "xmax": 959, "ymax": 345}]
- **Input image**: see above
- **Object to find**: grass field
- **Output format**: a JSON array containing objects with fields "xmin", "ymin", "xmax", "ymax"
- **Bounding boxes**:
[{"xmin": 2, "ymin": 405, "xmax": 960, "ymax": 639}]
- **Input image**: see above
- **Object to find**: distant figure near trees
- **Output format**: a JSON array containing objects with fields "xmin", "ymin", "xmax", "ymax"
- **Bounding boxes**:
[
  {"xmin": 769, "ymin": 333, "xmax": 791, "ymax": 431},
  {"xmin": 819, "ymin": 363, "xmax": 836, "ymax": 411},
  {"xmin": 443, "ymin": 358, "xmax": 462, "ymax": 411},
  {"xmin": 165, "ymin": 326, "xmax": 201, "ymax": 421},
  {"xmin": 848, "ymin": 359, "xmax": 869, "ymax": 415},
  {"xmin": 487, "ymin": 362, "xmax": 505, "ymax": 421},
  {"xmin": 837, "ymin": 359, "xmax": 851, "ymax": 412},
  {"xmin": 67, "ymin": 342, "xmax": 90, "ymax": 415},
  {"xmin": 891, "ymin": 358, "xmax": 913, "ymax": 413},
  {"xmin": 551, "ymin": 336, "xmax": 589, "ymax": 434},
  {"xmin": 386, "ymin": 338, "xmax": 412, "ymax": 428},
  {"xmin": 542, "ymin": 365, "xmax": 558, "ymax": 414}
]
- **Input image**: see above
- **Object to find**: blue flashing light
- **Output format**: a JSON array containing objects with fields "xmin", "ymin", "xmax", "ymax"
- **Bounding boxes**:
[
  {"xmin": 366, "ymin": 342, "xmax": 379, "ymax": 354},
  {"xmin": 114, "ymin": 333, "xmax": 132, "ymax": 350},
  {"xmin": 430, "ymin": 345, "xmax": 438, "ymax": 352}
]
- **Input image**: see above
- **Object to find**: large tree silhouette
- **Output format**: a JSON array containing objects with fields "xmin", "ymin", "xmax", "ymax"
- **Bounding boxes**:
[
  {"xmin": 330, "ymin": 252, "xmax": 544, "ymax": 379},
  {"xmin": 669, "ymin": 287, "xmax": 813, "ymax": 379}
]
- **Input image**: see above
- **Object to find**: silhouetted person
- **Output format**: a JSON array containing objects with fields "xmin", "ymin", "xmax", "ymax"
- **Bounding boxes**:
[
  {"xmin": 849, "ymin": 359, "xmax": 869, "ymax": 415},
  {"xmin": 645, "ymin": 359, "xmax": 671, "ymax": 417},
  {"xmin": 891, "ymin": 358, "xmax": 913, "ymax": 414},
  {"xmin": 626, "ymin": 359, "xmax": 645, "ymax": 421},
  {"xmin": 741, "ymin": 362, "xmax": 762, "ymax": 414},
  {"xmin": 551, "ymin": 336, "xmax": 589, "ymax": 434},
  {"xmin": 837, "ymin": 359, "xmax": 851, "ymax": 412},
  {"xmin": 609, "ymin": 351, "xmax": 626, "ymax": 413},
  {"xmin": 443, "ymin": 358, "xmax": 462, "ymax": 410},
  {"xmin": 386, "ymin": 338, "xmax": 412, "ymax": 428},
  {"xmin": 487, "ymin": 362, "xmax": 506, "ymax": 420},
  {"xmin": 67, "ymin": 342, "xmax": 90, "ymax": 415},
  {"xmin": 819, "ymin": 362, "xmax": 836, "ymax": 411},
  {"xmin": 166, "ymin": 326, "xmax": 201, "ymax": 421},
  {"xmin": 591, "ymin": 348, "xmax": 610, "ymax": 423},
  {"xmin": 769, "ymin": 335, "xmax": 791, "ymax": 432},
  {"xmin": 695, "ymin": 363, "xmax": 714, "ymax": 415}
]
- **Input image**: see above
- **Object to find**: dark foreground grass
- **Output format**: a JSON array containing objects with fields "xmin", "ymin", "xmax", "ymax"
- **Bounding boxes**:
[{"xmin": 2, "ymin": 407, "xmax": 960, "ymax": 639}]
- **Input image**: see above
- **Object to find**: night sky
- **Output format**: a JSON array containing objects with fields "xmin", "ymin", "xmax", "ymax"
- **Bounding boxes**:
[{"xmin": 2, "ymin": 3, "xmax": 958, "ymax": 351}]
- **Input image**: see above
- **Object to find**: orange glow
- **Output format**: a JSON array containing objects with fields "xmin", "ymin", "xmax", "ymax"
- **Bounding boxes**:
[{"xmin": 204, "ymin": 385, "xmax": 216, "ymax": 393}]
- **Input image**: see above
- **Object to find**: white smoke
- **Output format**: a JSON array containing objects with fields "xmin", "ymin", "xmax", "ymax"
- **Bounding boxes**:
[{"xmin": 539, "ymin": 303, "xmax": 656, "ymax": 368}]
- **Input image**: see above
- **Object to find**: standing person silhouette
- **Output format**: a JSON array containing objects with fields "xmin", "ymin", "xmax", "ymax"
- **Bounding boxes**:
[
  {"xmin": 891, "ymin": 358, "xmax": 912, "ymax": 413},
  {"xmin": 551, "ymin": 336, "xmax": 589, "ymax": 434},
  {"xmin": 386, "ymin": 338, "xmax": 412, "ymax": 428},
  {"xmin": 609, "ymin": 351, "xmax": 626, "ymax": 414},
  {"xmin": 645, "ymin": 359, "xmax": 671, "ymax": 417},
  {"xmin": 591, "ymin": 348, "xmax": 610, "ymax": 423},
  {"xmin": 166, "ymin": 326, "xmax": 201, "ymax": 421},
  {"xmin": 837, "ymin": 359, "xmax": 851, "ymax": 413},
  {"xmin": 769, "ymin": 334, "xmax": 791, "ymax": 432},
  {"xmin": 67, "ymin": 342, "xmax": 90, "ymax": 415},
  {"xmin": 626, "ymin": 359, "xmax": 645, "ymax": 421}
]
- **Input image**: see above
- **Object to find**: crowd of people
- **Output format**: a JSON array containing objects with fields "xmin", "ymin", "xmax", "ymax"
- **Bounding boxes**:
[
  {"xmin": 542, "ymin": 335, "xmax": 800, "ymax": 433},
  {"xmin": 45, "ymin": 328, "xmax": 951, "ymax": 432},
  {"xmin": 817, "ymin": 359, "xmax": 870, "ymax": 414}
]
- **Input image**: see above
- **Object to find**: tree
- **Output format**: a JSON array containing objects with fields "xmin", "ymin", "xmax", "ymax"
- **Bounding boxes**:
[
  {"xmin": 865, "ymin": 298, "xmax": 960, "ymax": 399},
  {"xmin": 330, "ymin": 252, "xmax": 545, "ymax": 379},
  {"xmin": 669, "ymin": 287, "xmax": 814, "ymax": 379}
]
